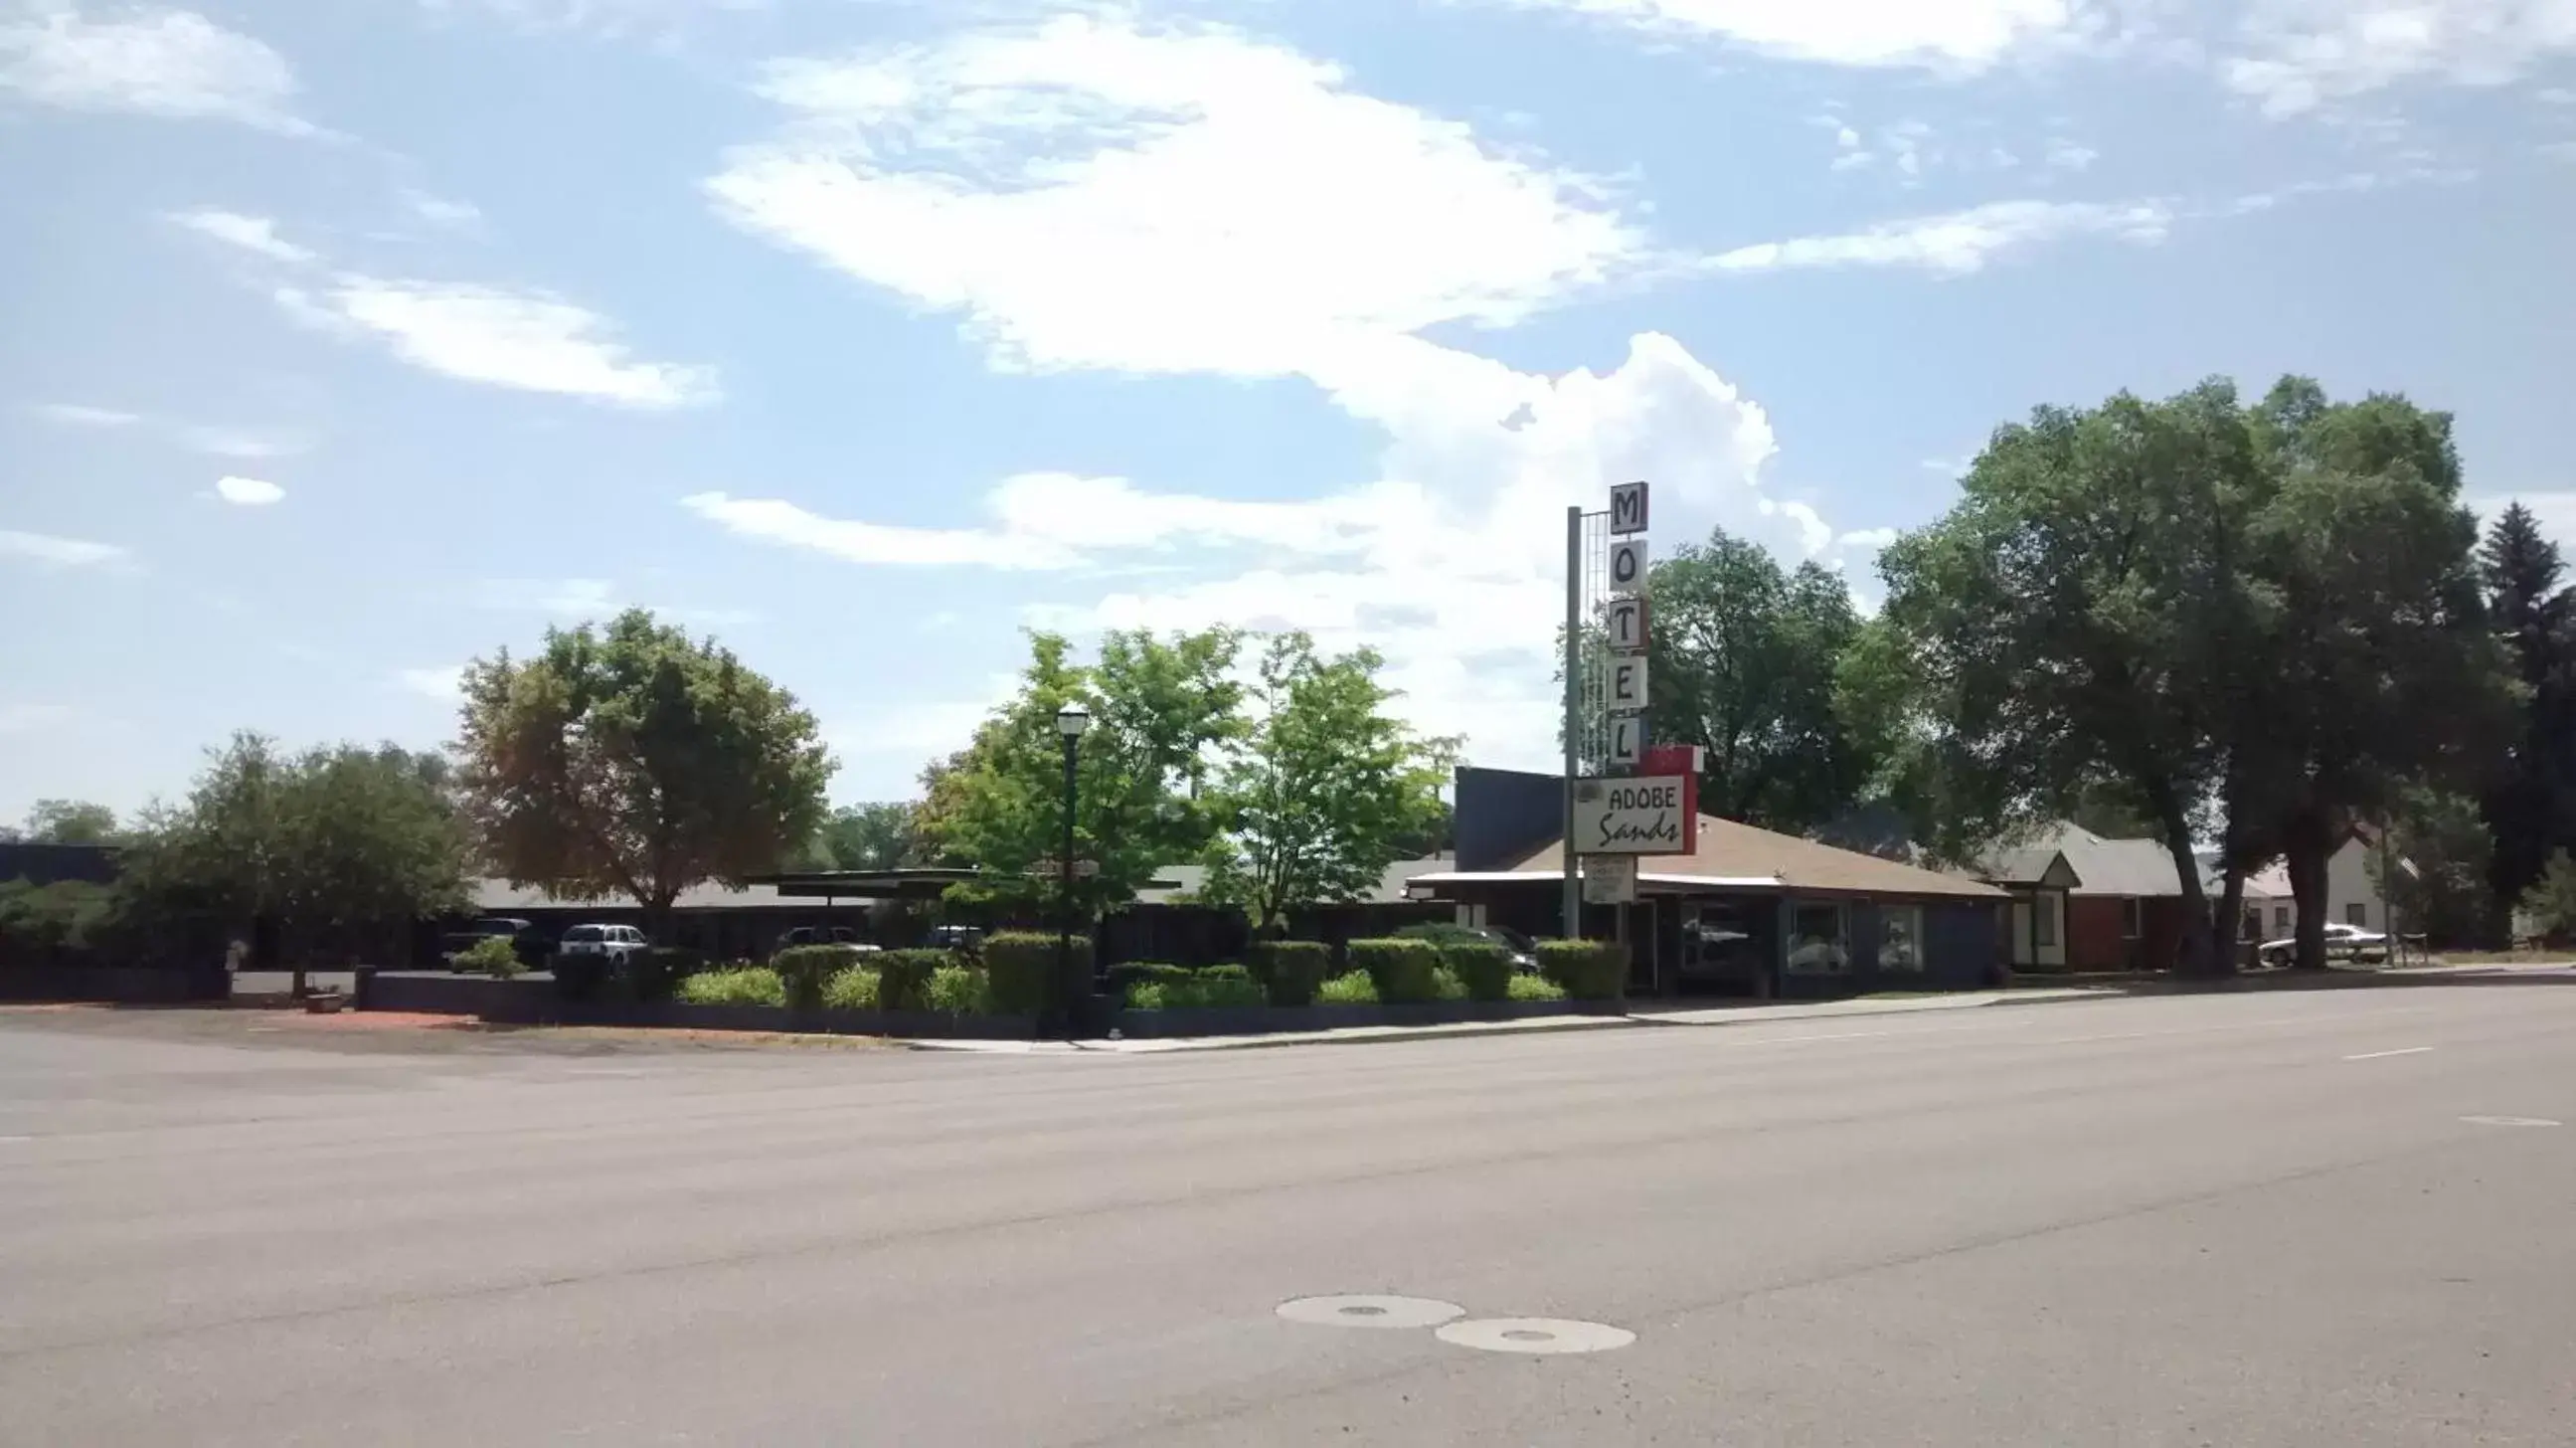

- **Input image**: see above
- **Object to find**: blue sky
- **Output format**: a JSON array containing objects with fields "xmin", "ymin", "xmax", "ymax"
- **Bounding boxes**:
[{"xmin": 4, "ymin": 0, "xmax": 2573, "ymax": 823}]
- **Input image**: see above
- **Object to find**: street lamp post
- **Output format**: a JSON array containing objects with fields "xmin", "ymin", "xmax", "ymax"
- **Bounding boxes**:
[{"xmin": 1054, "ymin": 703, "xmax": 1091, "ymax": 1039}]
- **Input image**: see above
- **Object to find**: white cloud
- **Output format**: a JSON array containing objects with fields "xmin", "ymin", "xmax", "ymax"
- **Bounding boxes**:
[
  {"xmin": 708, "ymin": 14, "xmax": 1643, "ymax": 386},
  {"xmin": 211, "ymin": 474, "xmax": 283, "ymax": 506},
  {"xmin": 168, "ymin": 207, "xmax": 315, "ymax": 264},
  {"xmin": 471, "ymin": 576, "xmax": 756, "ymax": 627},
  {"xmin": 2224, "ymin": 0, "xmax": 2576, "ymax": 116},
  {"xmin": 398, "ymin": 187, "xmax": 481, "ymax": 230},
  {"xmin": 1922, "ymin": 454, "xmax": 1973, "ymax": 477},
  {"xmin": 28, "ymin": 401, "xmax": 140, "ymax": 427},
  {"xmin": 179, "ymin": 426, "xmax": 309, "ymax": 458},
  {"xmin": 420, "ymin": 0, "xmax": 763, "ymax": 36},
  {"xmin": 2541, "ymin": 85, "xmax": 2576, "ymax": 102},
  {"xmin": 1837, "ymin": 525, "xmax": 1901, "ymax": 550},
  {"xmin": 0, "ymin": 527, "xmax": 130, "ymax": 568},
  {"xmin": 1475, "ymin": 0, "xmax": 2091, "ymax": 69},
  {"xmin": 396, "ymin": 665, "xmax": 464, "ymax": 701},
  {"xmin": 0, "ymin": 703, "xmax": 77, "ymax": 734},
  {"xmin": 1707, "ymin": 198, "xmax": 2172, "ymax": 275},
  {"xmin": 2045, "ymin": 137, "xmax": 2100, "ymax": 171},
  {"xmin": 0, "ymin": 4, "xmax": 309, "ymax": 132},
  {"xmin": 292, "ymin": 279, "xmax": 716, "ymax": 408}
]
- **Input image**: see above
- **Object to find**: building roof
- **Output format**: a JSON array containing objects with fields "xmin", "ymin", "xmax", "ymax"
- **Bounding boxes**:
[
  {"xmin": 1132, "ymin": 855, "xmax": 1453, "ymax": 908},
  {"xmin": 469, "ymin": 878, "xmax": 805, "ymax": 914},
  {"xmin": 1423, "ymin": 815, "xmax": 2004, "ymax": 901},
  {"xmin": 1976, "ymin": 822, "xmax": 2186, "ymax": 898}
]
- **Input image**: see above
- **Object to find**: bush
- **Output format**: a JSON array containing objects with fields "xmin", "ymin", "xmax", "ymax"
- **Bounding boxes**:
[
  {"xmin": 451, "ymin": 934, "xmax": 525, "ymax": 978},
  {"xmin": 1441, "ymin": 942, "xmax": 1515, "ymax": 1002},
  {"xmin": 550, "ymin": 952, "xmax": 612, "ymax": 1001},
  {"xmin": 1124, "ymin": 974, "xmax": 1267, "ymax": 1011},
  {"xmin": 821, "ymin": 965, "xmax": 881, "ymax": 1011},
  {"xmin": 1247, "ymin": 940, "xmax": 1331, "ymax": 1007},
  {"xmin": 1394, "ymin": 922, "xmax": 1499, "ymax": 949},
  {"xmin": 1506, "ymin": 973, "xmax": 1569, "ymax": 1002},
  {"xmin": 1432, "ymin": 966, "xmax": 1469, "ymax": 1002},
  {"xmin": 773, "ymin": 944, "xmax": 863, "ymax": 1010},
  {"xmin": 1347, "ymin": 937, "xmax": 1443, "ymax": 1003},
  {"xmin": 1198, "ymin": 962, "xmax": 1252, "ymax": 983},
  {"xmin": 923, "ymin": 963, "xmax": 989, "ymax": 1015},
  {"xmin": 1534, "ymin": 939, "xmax": 1629, "ymax": 1001},
  {"xmin": 1317, "ymin": 971, "xmax": 1379, "ymax": 1004},
  {"xmin": 874, "ymin": 949, "xmax": 947, "ymax": 1011},
  {"xmin": 633, "ymin": 947, "xmax": 705, "ymax": 1002},
  {"xmin": 676, "ymin": 966, "xmax": 786, "ymax": 1007},
  {"xmin": 981, "ymin": 931, "xmax": 1070, "ymax": 1016}
]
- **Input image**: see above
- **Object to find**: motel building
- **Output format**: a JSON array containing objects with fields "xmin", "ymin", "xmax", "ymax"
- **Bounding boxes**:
[{"xmin": 1405, "ymin": 768, "xmax": 2010, "ymax": 1000}]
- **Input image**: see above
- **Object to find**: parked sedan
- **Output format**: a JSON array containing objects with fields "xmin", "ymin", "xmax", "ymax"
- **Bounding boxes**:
[
  {"xmin": 556, "ymin": 924, "xmax": 649, "ymax": 966},
  {"xmin": 2257, "ymin": 921, "xmax": 2388, "ymax": 969}
]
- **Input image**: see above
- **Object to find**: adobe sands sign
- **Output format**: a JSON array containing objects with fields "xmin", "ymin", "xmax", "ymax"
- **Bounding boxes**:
[{"xmin": 1580, "ymin": 479, "xmax": 1697, "ymax": 858}]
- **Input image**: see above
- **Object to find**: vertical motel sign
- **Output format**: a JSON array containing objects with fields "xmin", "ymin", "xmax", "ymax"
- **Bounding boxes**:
[
  {"xmin": 1605, "ymin": 480, "xmax": 1650, "ymax": 773},
  {"xmin": 1573, "ymin": 478, "xmax": 1696, "ymax": 896}
]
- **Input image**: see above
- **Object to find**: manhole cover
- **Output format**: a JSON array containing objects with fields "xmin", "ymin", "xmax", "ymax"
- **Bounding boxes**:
[
  {"xmin": 2461, "ymin": 1115, "xmax": 2562, "ymax": 1128},
  {"xmin": 1436, "ymin": 1317, "xmax": 1636, "ymax": 1355},
  {"xmin": 1277, "ymin": 1295, "xmax": 1464, "ymax": 1330}
]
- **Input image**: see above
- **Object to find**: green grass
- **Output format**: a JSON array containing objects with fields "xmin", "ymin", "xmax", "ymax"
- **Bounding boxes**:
[{"xmin": 1317, "ymin": 971, "xmax": 1379, "ymax": 1004}]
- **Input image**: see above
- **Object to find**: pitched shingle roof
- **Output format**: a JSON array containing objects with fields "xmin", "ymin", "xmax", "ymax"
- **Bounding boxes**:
[{"xmin": 1505, "ymin": 815, "xmax": 2004, "ymax": 900}]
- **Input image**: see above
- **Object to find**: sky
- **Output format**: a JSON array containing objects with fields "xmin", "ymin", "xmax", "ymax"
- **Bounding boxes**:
[{"xmin": 3, "ymin": 0, "xmax": 2573, "ymax": 823}]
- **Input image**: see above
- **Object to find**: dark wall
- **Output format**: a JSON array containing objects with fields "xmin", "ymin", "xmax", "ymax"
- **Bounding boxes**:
[{"xmin": 1454, "ymin": 767, "xmax": 1563, "ymax": 872}]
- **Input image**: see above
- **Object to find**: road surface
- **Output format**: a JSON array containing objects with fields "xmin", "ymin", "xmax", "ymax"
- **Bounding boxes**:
[{"xmin": 3, "ymin": 982, "xmax": 2572, "ymax": 1445}]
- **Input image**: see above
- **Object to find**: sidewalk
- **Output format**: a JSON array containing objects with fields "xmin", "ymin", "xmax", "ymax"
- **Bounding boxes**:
[{"xmin": 905, "ymin": 988, "xmax": 2115, "ymax": 1055}]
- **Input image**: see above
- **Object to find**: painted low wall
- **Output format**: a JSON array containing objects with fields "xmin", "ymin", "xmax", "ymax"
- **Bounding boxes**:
[
  {"xmin": 1108, "ymin": 999, "xmax": 1626, "ymax": 1038},
  {"xmin": 0, "ymin": 964, "xmax": 228, "ymax": 1004},
  {"xmin": 358, "ymin": 971, "xmax": 1038, "ymax": 1039}
]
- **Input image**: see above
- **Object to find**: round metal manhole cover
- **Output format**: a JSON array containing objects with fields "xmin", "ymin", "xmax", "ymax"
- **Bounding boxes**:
[
  {"xmin": 1435, "ymin": 1317, "xmax": 1636, "ymax": 1355},
  {"xmin": 2461, "ymin": 1115, "xmax": 2563, "ymax": 1128},
  {"xmin": 1276, "ymin": 1295, "xmax": 1465, "ymax": 1330}
]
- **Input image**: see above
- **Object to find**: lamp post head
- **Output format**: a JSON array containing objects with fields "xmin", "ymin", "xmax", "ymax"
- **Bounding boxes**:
[{"xmin": 1056, "ymin": 703, "xmax": 1092, "ymax": 740}]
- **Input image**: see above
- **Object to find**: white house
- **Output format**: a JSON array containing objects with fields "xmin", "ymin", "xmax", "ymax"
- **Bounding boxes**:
[{"xmin": 2229, "ymin": 829, "xmax": 2394, "ymax": 943}]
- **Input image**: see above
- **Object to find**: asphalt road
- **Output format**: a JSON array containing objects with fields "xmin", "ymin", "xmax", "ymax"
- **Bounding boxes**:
[{"xmin": 3, "ymin": 982, "xmax": 2572, "ymax": 1446}]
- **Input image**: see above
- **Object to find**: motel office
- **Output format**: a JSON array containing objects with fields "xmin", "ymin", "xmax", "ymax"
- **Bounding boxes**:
[{"xmin": 1408, "ymin": 769, "xmax": 2009, "ymax": 999}]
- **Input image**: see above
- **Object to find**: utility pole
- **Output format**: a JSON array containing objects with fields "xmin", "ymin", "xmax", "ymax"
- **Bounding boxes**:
[{"xmin": 1563, "ymin": 505, "xmax": 1582, "ymax": 942}]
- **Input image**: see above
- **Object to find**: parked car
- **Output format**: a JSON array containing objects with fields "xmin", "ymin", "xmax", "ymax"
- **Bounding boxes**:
[
  {"xmin": 773, "ymin": 925, "xmax": 868, "ymax": 953},
  {"xmin": 438, "ymin": 916, "xmax": 542, "ymax": 969},
  {"xmin": 928, "ymin": 925, "xmax": 985, "ymax": 953},
  {"xmin": 2257, "ymin": 921, "xmax": 2388, "ymax": 969},
  {"xmin": 555, "ymin": 924, "xmax": 649, "ymax": 967}
]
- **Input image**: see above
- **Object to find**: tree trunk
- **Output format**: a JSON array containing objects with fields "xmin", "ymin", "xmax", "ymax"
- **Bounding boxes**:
[
  {"xmin": 2214, "ymin": 867, "xmax": 2247, "ymax": 976},
  {"xmin": 2286, "ymin": 834, "xmax": 2331, "ymax": 971},
  {"xmin": 641, "ymin": 893, "xmax": 677, "ymax": 948},
  {"xmin": 2157, "ymin": 816, "xmax": 2224, "ymax": 979}
]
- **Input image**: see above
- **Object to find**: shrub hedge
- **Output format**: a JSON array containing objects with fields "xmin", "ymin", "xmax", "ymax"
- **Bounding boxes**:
[
  {"xmin": 773, "ymin": 944, "xmax": 863, "ymax": 1010},
  {"xmin": 1247, "ymin": 940, "xmax": 1331, "ymax": 1006},
  {"xmin": 1317, "ymin": 971, "xmax": 1379, "ymax": 1004},
  {"xmin": 676, "ymin": 965, "xmax": 786, "ymax": 1007},
  {"xmin": 1506, "ymin": 972, "xmax": 1569, "ymax": 1002},
  {"xmin": 633, "ymin": 947, "xmax": 705, "ymax": 1003},
  {"xmin": 1126, "ymin": 975, "xmax": 1267, "ymax": 1010},
  {"xmin": 1439, "ymin": 941, "xmax": 1515, "ymax": 1002},
  {"xmin": 923, "ymin": 963, "xmax": 989, "ymax": 1015},
  {"xmin": 1347, "ymin": 937, "xmax": 1443, "ymax": 1003},
  {"xmin": 821, "ymin": 964, "xmax": 880, "ymax": 1011},
  {"xmin": 451, "ymin": 935, "xmax": 524, "ymax": 979},
  {"xmin": 874, "ymin": 949, "xmax": 948, "ymax": 1011},
  {"xmin": 981, "ymin": 931, "xmax": 1069, "ymax": 1016},
  {"xmin": 1534, "ymin": 939, "xmax": 1628, "ymax": 1001}
]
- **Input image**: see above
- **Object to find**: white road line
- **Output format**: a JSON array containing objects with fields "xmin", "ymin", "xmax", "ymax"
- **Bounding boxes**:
[
  {"xmin": 2343, "ymin": 1046, "xmax": 2435, "ymax": 1061},
  {"xmin": 1737, "ymin": 1030, "xmax": 1906, "ymax": 1046},
  {"xmin": 0, "ymin": 1135, "xmax": 31, "ymax": 1144}
]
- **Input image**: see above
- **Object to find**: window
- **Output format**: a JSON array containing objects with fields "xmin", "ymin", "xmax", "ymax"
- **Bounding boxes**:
[
  {"xmin": 2033, "ymin": 893, "xmax": 2058, "ymax": 948},
  {"xmin": 2121, "ymin": 897, "xmax": 2143, "ymax": 940},
  {"xmin": 1879, "ymin": 905, "xmax": 1924, "ymax": 973},
  {"xmin": 1788, "ymin": 903, "xmax": 1849, "ymax": 976},
  {"xmin": 2275, "ymin": 906, "xmax": 2292, "ymax": 933},
  {"xmin": 2240, "ymin": 910, "xmax": 2260, "ymax": 943},
  {"xmin": 2346, "ymin": 902, "xmax": 2367, "ymax": 927}
]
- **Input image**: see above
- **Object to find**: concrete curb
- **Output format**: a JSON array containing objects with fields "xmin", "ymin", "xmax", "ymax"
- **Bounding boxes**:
[{"xmin": 903, "ymin": 987, "xmax": 2122, "ymax": 1055}]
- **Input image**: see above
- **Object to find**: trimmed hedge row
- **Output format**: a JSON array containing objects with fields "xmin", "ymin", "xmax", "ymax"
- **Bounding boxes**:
[
  {"xmin": 1534, "ymin": 939, "xmax": 1628, "ymax": 1001},
  {"xmin": 1248, "ymin": 941, "xmax": 1331, "ymax": 1006}
]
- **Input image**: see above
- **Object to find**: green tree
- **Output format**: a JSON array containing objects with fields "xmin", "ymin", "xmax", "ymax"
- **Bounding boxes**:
[
  {"xmin": 1199, "ymin": 633, "xmax": 1457, "ymax": 932},
  {"xmin": 2235, "ymin": 381, "xmax": 2511, "ymax": 970},
  {"xmin": 20, "ymin": 799, "xmax": 120, "ymax": 844},
  {"xmin": 1875, "ymin": 381, "xmax": 2264, "ymax": 973},
  {"xmin": 2516, "ymin": 848, "xmax": 2576, "ymax": 942},
  {"xmin": 939, "ymin": 629, "xmax": 1245, "ymax": 917},
  {"xmin": 455, "ymin": 610, "xmax": 833, "ymax": 940},
  {"xmin": 796, "ymin": 802, "xmax": 923, "ymax": 872},
  {"xmin": 2372, "ymin": 787, "xmax": 2494, "ymax": 949},
  {"xmin": 2478, "ymin": 502, "xmax": 2576, "ymax": 906},
  {"xmin": 1645, "ymin": 529, "xmax": 1877, "ymax": 833}
]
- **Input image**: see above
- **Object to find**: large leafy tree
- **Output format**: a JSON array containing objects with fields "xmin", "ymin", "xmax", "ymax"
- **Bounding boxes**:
[
  {"xmin": 455, "ymin": 610, "xmax": 832, "ymax": 938},
  {"xmin": 114, "ymin": 735, "xmax": 469, "ymax": 990},
  {"xmin": 1876, "ymin": 381, "xmax": 2263, "ymax": 974},
  {"xmin": 940, "ymin": 630, "xmax": 1244, "ymax": 916},
  {"xmin": 1645, "ymin": 529, "xmax": 1877, "ymax": 833},
  {"xmin": 2478, "ymin": 502, "xmax": 2576, "ymax": 908},
  {"xmin": 18, "ymin": 800, "xmax": 121, "ymax": 844},
  {"xmin": 1199, "ymin": 634, "xmax": 1457, "ymax": 932},
  {"xmin": 2234, "ymin": 382, "xmax": 2511, "ymax": 968},
  {"xmin": 797, "ymin": 802, "xmax": 924, "ymax": 872}
]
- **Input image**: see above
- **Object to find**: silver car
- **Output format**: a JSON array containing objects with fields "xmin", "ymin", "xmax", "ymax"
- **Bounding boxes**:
[{"xmin": 2258, "ymin": 921, "xmax": 2387, "ymax": 969}]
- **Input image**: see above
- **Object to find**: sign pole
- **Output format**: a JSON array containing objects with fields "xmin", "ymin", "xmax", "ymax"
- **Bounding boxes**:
[{"xmin": 1563, "ymin": 504, "xmax": 1583, "ymax": 942}]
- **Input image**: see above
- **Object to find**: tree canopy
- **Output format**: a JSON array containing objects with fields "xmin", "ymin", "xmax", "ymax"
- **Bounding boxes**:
[
  {"xmin": 14, "ymin": 800, "xmax": 120, "ymax": 845},
  {"xmin": 1198, "ymin": 633, "xmax": 1456, "ymax": 932},
  {"xmin": 1644, "ymin": 529, "xmax": 1878, "ymax": 835},
  {"xmin": 455, "ymin": 610, "xmax": 833, "ymax": 932},
  {"xmin": 2479, "ymin": 501, "xmax": 2576, "ymax": 909},
  {"xmin": 797, "ymin": 802, "xmax": 924, "ymax": 873}
]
